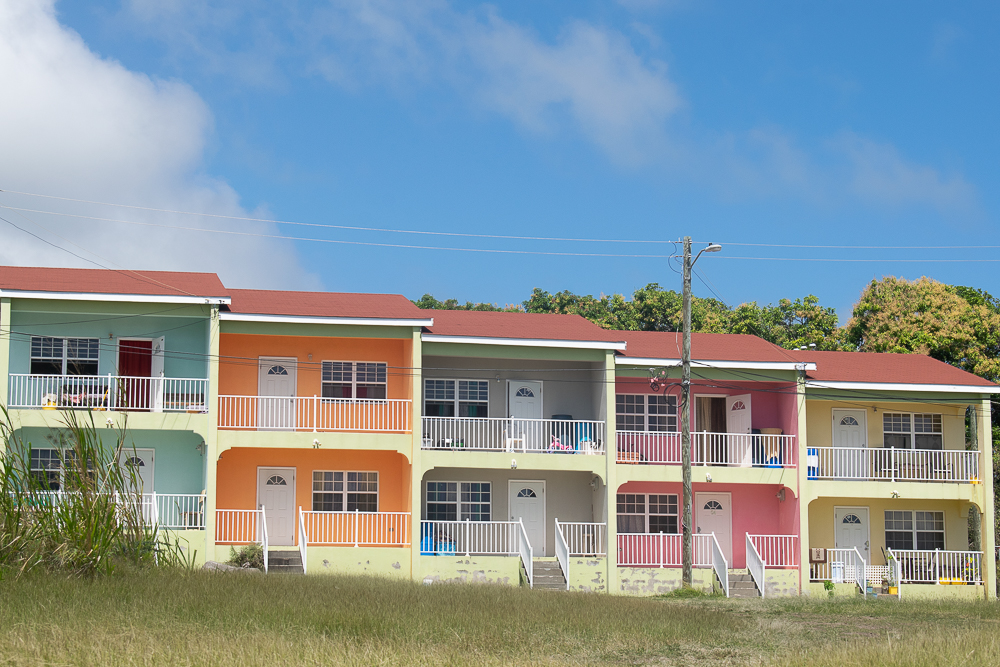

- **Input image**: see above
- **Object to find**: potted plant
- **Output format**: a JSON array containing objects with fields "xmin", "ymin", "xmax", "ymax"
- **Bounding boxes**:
[{"xmin": 885, "ymin": 553, "xmax": 899, "ymax": 595}]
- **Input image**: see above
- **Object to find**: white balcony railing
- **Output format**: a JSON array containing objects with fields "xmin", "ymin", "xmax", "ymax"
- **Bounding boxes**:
[
  {"xmin": 555, "ymin": 520, "xmax": 570, "ymax": 591},
  {"xmin": 15, "ymin": 491, "xmax": 204, "ymax": 530},
  {"xmin": 215, "ymin": 508, "xmax": 264, "ymax": 544},
  {"xmin": 557, "ymin": 521, "xmax": 607, "ymax": 556},
  {"xmin": 300, "ymin": 510, "xmax": 410, "ymax": 546},
  {"xmin": 808, "ymin": 447, "xmax": 980, "ymax": 483},
  {"xmin": 616, "ymin": 431, "xmax": 796, "ymax": 467},
  {"xmin": 421, "ymin": 417, "xmax": 605, "ymax": 454},
  {"xmin": 889, "ymin": 548, "xmax": 982, "ymax": 584},
  {"xmin": 218, "ymin": 396, "xmax": 411, "ymax": 433},
  {"xmin": 810, "ymin": 548, "xmax": 868, "ymax": 592},
  {"xmin": 747, "ymin": 534, "xmax": 799, "ymax": 568},
  {"xmin": 8, "ymin": 374, "xmax": 208, "ymax": 412},
  {"xmin": 617, "ymin": 533, "xmax": 715, "ymax": 568},
  {"xmin": 420, "ymin": 520, "xmax": 520, "ymax": 556}
]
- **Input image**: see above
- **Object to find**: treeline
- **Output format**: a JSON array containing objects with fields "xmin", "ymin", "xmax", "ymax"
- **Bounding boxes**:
[{"xmin": 415, "ymin": 276, "xmax": 1000, "ymax": 384}]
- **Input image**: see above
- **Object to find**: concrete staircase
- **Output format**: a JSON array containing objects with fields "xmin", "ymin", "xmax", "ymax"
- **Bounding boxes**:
[
  {"xmin": 532, "ymin": 559, "xmax": 567, "ymax": 590},
  {"xmin": 728, "ymin": 572, "xmax": 761, "ymax": 598},
  {"xmin": 267, "ymin": 550, "xmax": 304, "ymax": 574}
]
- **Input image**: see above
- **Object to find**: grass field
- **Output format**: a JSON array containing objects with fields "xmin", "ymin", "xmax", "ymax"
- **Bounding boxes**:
[{"xmin": 0, "ymin": 571, "xmax": 998, "ymax": 666}]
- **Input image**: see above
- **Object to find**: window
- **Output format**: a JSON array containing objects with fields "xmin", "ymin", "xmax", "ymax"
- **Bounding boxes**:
[
  {"xmin": 30, "ymin": 337, "xmax": 99, "ymax": 376},
  {"xmin": 884, "ymin": 510, "xmax": 945, "ymax": 551},
  {"xmin": 311, "ymin": 471, "xmax": 378, "ymax": 511},
  {"xmin": 616, "ymin": 394, "xmax": 677, "ymax": 432},
  {"xmin": 423, "ymin": 379, "xmax": 489, "ymax": 417},
  {"xmin": 616, "ymin": 493, "xmax": 678, "ymax": 533},
  {"xmin": 322, "ymin": 362, "xmax": 387, "ymax": 399},
  {"xmin": 883, "ymin": 413, "xmax": 942, "ymax": 450},
  {"xmin": 425, "ymin": 481, "xmax": 491, "ymax": 521},
  {"xmin": 30, "ymin": 448, "xmax": 61, "ymax": 490}
]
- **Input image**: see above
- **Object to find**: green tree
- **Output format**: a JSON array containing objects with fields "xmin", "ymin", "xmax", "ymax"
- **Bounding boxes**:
[
  {"xmin": 846, "ymin": 276, "xmax": 1000, "ymax": 381},
  {"xmin": 412, "ymin": 294, "xmax": 520, "ymax": 312}
]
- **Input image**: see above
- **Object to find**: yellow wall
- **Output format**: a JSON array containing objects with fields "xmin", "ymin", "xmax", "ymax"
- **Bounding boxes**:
[
  {"xmin": 807, "ymin": 497, "xmax": 970, "ymax": 565},
  {"xmin": 219, "ymin": 333, "xmax": 412, "ymax": 400},
  {"xmin": 216, "ymin": 447, "xmax": 411, "ymax": 515},
  {"xmin": 804, "ymin": 400, "xmax": 967, "ymax": 450}
]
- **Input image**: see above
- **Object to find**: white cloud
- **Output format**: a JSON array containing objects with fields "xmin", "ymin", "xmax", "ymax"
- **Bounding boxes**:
[
  {"xmin": 305, "ymin": 1, "xmax": 681, "ymax": 165},
  {"xmin": 0, "ymin": 0, "xmax": 317, "ymax": 290},
  {"xmin": 835, "ymin": 133, "xmax": 976, "ymax": 214}
]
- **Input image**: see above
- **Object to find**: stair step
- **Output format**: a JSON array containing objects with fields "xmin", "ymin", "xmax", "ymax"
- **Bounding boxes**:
[{"xmin": 267, "ymin": 564, "xmax": 304, "ymax": 574}]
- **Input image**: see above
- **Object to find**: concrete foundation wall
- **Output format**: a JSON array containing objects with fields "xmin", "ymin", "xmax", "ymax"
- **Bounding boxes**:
[
  {"xmin": 567, "ymin": 557, "xmax": 607, "ymax": 592},
  {"xmin": 420, "ymin": 554, "xmax": 521, "ymax": 586},
  {"xmin": 307, "ymin": 547, "xmax": 411, "ymax": 578},
  {"xmin": 617, "ymin": 567, "xmax": 716, "ymax": 595}
]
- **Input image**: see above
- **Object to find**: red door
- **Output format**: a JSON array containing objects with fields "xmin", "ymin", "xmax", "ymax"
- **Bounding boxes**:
[{"xmin": 118, "ymin": 340, "xmax": 153, "ymax": 410}]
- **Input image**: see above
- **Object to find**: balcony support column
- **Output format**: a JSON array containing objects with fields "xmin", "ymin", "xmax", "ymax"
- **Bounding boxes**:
[
  {"xmin": 979, "ymin": 397, "xmax": 996, "ymax": 599},
  {"xmin": 604, "ymin": 349, "xmax": 617, "ymax": 593},
  {"xmin": 410, "ymin": 327, "xmax": 423, "ymax": 583},
  {"xmin": 205, "ymin": 305, "xmax": 221, "ymax": 562},
  {"xmin": 0, "ymin": 298, "xmax": 10, "ymax": 430},
  {"xmin": 795, "ymin": 363, "xmax": 809, "ymax": 596}
]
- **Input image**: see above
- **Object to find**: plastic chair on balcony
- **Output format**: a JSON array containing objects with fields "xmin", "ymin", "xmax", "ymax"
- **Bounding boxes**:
[{"xmin": 504, "ymin": 425, "xmax": 525, "ymax": 453}]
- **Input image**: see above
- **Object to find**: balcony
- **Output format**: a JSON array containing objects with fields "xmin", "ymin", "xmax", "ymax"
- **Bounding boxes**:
[
  {"xmin": 807, "ymin": 447, "xmax": 980, "ymax": 483},
  {"xmin": 616, "ymin": 431, "xmax": 796, "ymax": 467},
  {"xmin": 8, "ymin": 374, "xmax": 208, "ymax": 412},
  {"xmin": 23, "ymin": 491, "xmax": 205, "ymax": 530},
  {"xmin": 300, "ymin": 510, "xmax": 410, "ymax": 546},
  {"xmin": 421, "ymin": 417, "xmax": 606, "ymax": 454},
  {"xmin": 218, "ymin": 396, "xmax": 411, "ymax": 432}
]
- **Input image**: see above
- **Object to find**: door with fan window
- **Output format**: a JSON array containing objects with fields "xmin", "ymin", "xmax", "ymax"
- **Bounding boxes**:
[
  {"xmin": 695, "ymin": 492, "xmax": 732, "ymax": 562},
  {"xmin": 509, "ymin": 480, "xmax": 545, "ymax": 556},
  {"xmin": 832, "ymin": 409, "xmax": 867, "ymax": 478},
  {"xmin": 258, "ymin": 357, "xmax": 297, "ymax": 430},
  {"xmin": 257, "ymin": 467, "xmax": 295, "ymax": 546}
]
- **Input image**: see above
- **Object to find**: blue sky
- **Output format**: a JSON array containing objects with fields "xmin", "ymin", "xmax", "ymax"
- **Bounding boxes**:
[{"xmin": 1, "ymin": 1, "xmax": 997, "ymax": 320}]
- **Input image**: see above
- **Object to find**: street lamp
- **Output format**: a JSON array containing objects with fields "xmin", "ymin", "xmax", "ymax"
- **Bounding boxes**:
[{"xmin": 681, "ymin": 237, "xmax": 721, "ymax": 587}]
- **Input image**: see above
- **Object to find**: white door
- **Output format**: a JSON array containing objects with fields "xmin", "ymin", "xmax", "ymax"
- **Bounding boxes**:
[
  {"xmin": 257, "ymin": 467, "xmax": 295, "ymax": 546},
  {"xmin": 509, "ymin": 480, "xmax": 545, "ymax": 556},
  {"xmin": 120, "ymin": 448, "xmax": 154, "ymax": 493},
  {"xmin": 258, "ymin": 357, "xmax": 297, "ymax": 430},
  {"xmin": 832, "ymin": 409, "xmax": 867, "ymax": 478},
  {"xmin": 151, "ymin": 337, "xmax": 165, "ymax": 412},
  {"xmin": 696, "ymin": 492, "xmax": 732, "ymax": 563},
  {"xmin": 509, "ymin": 381, "xmax": 542, "ymax": 450},
  {"xmin": 120, "ymin": 448, "xmax": 155, "ymax": 523},
  {"xmin": 834, "ymin": 507, "xmax": 870, "ymax": 575},
  {"xmin": 725, "ymin": 394, "xmax": 752, "ymax": 465}
]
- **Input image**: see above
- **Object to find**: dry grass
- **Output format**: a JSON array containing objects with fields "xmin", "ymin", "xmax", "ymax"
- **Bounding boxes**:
[{"xmin": 0, "ymin": 571, "xmax": 997, "ymax": 666}]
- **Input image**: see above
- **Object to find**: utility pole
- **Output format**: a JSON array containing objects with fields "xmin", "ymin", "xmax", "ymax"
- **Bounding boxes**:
[
  {"xmin": 681, "ymin": 236, "xmax": 694, "ymax": 587},
  {"xmin": 680, "ymin": 236, "xmax": 721, "ymax": 587}
]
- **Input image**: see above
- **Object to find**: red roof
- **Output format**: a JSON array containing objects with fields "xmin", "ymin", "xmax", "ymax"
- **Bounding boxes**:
[
  {"xmin": 226, "ymin": 289, "xmax": 427, "ymax": 320},
  {"xmin": 789, "ymin": 350, "xmax": 997, "ymax": 388},
  {"xmin": 0, "ymin": 265, "xmax": 227, "ymax": 298},
  {"xmin": 425, "ymin": 310, "xmax": 626, "ymax": 344},
  {"xmin": 616, "ymin": 330, "xmax": 800, "ymax": 363}
]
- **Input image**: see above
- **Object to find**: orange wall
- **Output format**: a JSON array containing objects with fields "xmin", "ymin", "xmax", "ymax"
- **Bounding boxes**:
[
  {"xmin": 216, "ymin": 447, "xmax": 411, "ymax": 513},
  {"xmin": 219, "ymin": 333, "xmax": 412, "ymax": 400}
]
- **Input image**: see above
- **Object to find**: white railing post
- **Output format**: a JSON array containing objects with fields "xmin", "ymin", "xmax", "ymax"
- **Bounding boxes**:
[
  {"xmin": 746, "ymin": 533, "xmax": 765, "ymax": 598},
  {"xmin": 517, "ymin": 518, "xmax": 533, "ymax": 588},
  {"xmin": 260, "ymin": 505, "xmax": 269, "ymax": 574},
  {"xmin": 934, "ymin": 548, "xmax": 940, "ymax": 584},
  {"xmin": 354, "ymin": 508, "xmax": 359, "ymax": 547},
  {"xmin": 465, "ymin": 518, "xmax": 472, "ymax": 557},
  {"xmin": 711, "ymin": 533, "xmax": 729, "ymax": 597},
  {"xmin": 298, "ymin": 506, "xmax": 308, "ymax": 575},
  {"xmin": 555, "ymin": 519, "xmax": 570, "ymax": 590},
  {"xmin": 313, "ymin": 395, "xmax": 318, "ymax": 432}
]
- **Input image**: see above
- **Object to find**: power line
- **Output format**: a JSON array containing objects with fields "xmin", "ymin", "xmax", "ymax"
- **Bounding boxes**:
[{"xmin": 7, "ymin": 204, "xmax": 1000, "ymax": 262}]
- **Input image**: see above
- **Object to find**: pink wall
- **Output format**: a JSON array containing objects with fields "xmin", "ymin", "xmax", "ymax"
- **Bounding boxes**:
[
  {"xmin": 618, "ymin": 481, "xmax": 798, "ymax": 568},
  {"xmin": 615, "ymin": 378, "xmax": 798, "ymax": 436}
]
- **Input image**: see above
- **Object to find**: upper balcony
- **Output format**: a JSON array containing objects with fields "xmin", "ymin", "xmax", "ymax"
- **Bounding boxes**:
[
  {"xmin": 10, "ymin": 374, "xmax": 208, "ymax": 413},
  {"xmin": 616, "ymin": 430, "xmax": 796, "ymax": 467},
  {"xmin": 219, "ymin": 395, "xmax": 411, "ymax": 432},
  {"xmin": 807, "ymin": 447, "xmax": 979, "ymax": 483},
  {"xmin": 421, "ymin": 416, "xmax": 605, "ymax": 454}
]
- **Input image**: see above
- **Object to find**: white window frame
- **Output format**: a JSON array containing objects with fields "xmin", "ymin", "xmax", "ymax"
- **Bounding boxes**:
[
  {"xmin": 425, "ymin": 480, "xmax": 492, "ymax": 521},
  {"xmin": 882, "ymin": 412, "xmax": 943, "ymax": 450},
  {"xmin": 423, "ymin": 379, "xmax": 490, "ymax": 417},
  {"xmin": 311, "ymin": 470, "xmax": 379, "ymax": 512},
  {"xmin": 30, "ymin": 336, "xmax": 100, "ymax": 376},
  {"xmin": 321, "ymin": 361, "xmax": 387, "ymax": 400},
  {"xmin": 616, "ymin": 492, "xmax": 679, "ymax": 533},
  {"xmin": 616, "ymin": 394, "xmax": 678, "ymax": 433},
  {"xmin": 884, "ymin": 509, "xmax": 945, "ymax": 551}
]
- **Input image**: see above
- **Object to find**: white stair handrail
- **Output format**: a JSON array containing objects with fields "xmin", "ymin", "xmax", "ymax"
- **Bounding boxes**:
[
  {"xmin": 260, "ymin": 505, "xmax": 269, "ymax": 574},
  {"xmin": 853, "ymin": 546, "xmax": 867, "ymax": 596},
  {"xmin": 746, "ymin": 533, "xmax": 765, "ymax": 599},
  {"xmin": 298, "ymin": 506, "xmax": 308, "ymax": 575},
  {"xmin": 517, "ymin": 518, "xmax": 533, "ymax": 588},
  {"xmin": 554, "ymin": 518, "xmax": 570, "ymax": 591},
  {"xmin": 710, "ymin": 532, "xmax": 729, "ymax": 598}
]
